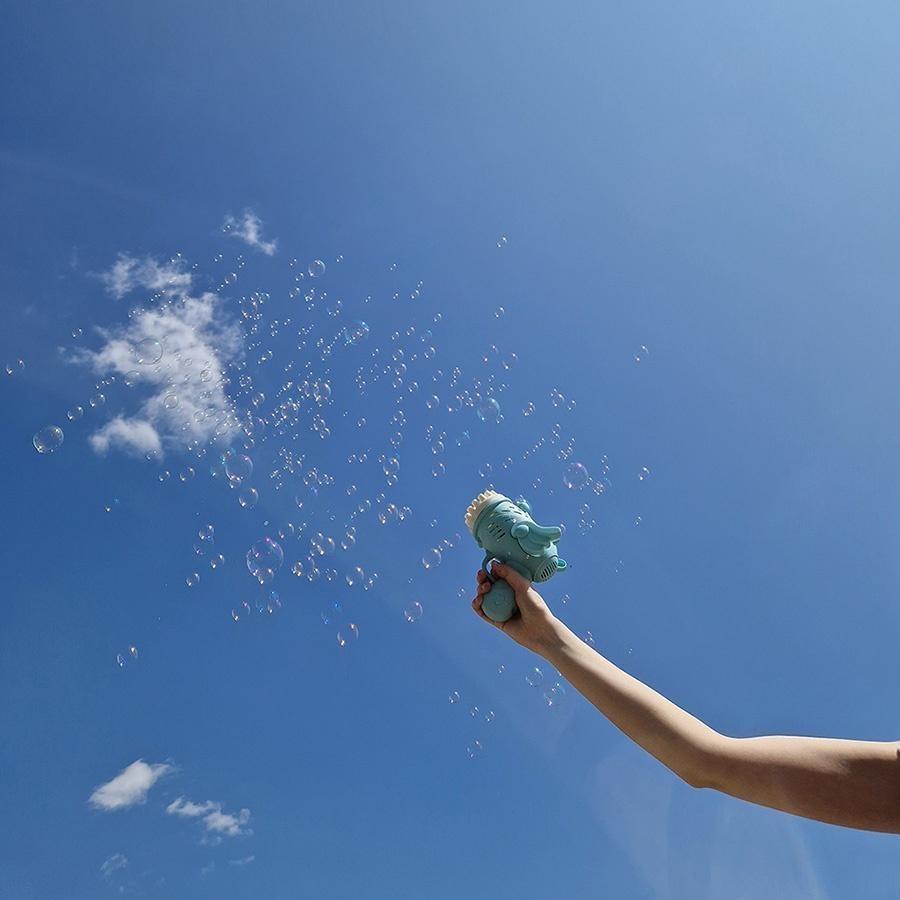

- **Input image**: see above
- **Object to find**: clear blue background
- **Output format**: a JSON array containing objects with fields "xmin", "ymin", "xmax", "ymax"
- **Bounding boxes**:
[{"xmin": 1, "ymin": 2, "xmax": 899, "ymax": 897}]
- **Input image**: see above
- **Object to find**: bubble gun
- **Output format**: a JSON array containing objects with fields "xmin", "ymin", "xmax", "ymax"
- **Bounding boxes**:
[{"xmin": 465, "ymin": 490, "xmax": 567, "ymax": 622}]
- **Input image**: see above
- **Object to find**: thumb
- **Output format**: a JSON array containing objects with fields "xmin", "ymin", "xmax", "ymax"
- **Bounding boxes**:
[{"xmin": 490, "ymin": 561, "xmax": 530, "ymax": 592}]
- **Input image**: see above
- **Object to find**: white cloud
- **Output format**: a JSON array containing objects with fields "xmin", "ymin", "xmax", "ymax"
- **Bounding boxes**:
[
  {"xmin": 100, "ymin": 853, "xmax": 128, "ymax": 879},
  {"xmin": 167, "ymin": 796, "xmax": 252, "ymax": 840},
  {"xmin": 222, "ymin": 210, "xmax": 277, "ymax": 255},
  {"xmin": 89, "ymin": 760, "xmax": 173, "ymax": 811},
  {"xmin": 229, "ymin": 855, "xmax": 255, "ymax": 867},
  {"xmin": 97, "ymin": 254, "xmax": 192, "ymax": 300},
  {"xmin": 72, "ymin": 290, "xmax": 243, "ymax": 458},
  {"xmin": 90, "ymin": 416, "xmax": 162, "ymax": 457}
]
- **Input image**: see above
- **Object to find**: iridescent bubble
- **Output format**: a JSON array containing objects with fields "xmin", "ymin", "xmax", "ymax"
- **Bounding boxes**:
[
  {"xmin": 246, "ymin": 537, "xmax": 284, "ymax": 582},
  {"xmin": 308, "ymin": 259, "xmax": 326, "ymax": 278},
  {"xmin": 484, "ymin": 710, "xmax": 495, "ymax": 724},
  {"xmin": 89, "ymin": 393, "xmax": 105, "ymax": 408},
  {"xmin": 476, "ymin": 397, "xmax": 501, "ymax": 423},
  {"xmin": 522, "ymin": 402, "xmax": 535, "ymax": 416},
  {"xmin": 210, "ymin": 553, "xmax": 225, "ymax": 569},
  {"xmin": 466, "ymin": 740, "xmax": 483, "ymax": 759},
  {"xmin": 224, "ymin": 449, "xmax": 253, "ymax": 481},
  {"xmin": 525, "ymin": 667, "xmax": 544, "ymax": 687},
  {"xmin": 478, "ymin": 462, "xmax": 493, "ymax": 478},
  {"xmin": 128, "ymin": 645, "xmax": 139, "ymax": 660},
  {"xmin": 422, "ymin": 548, "xmax": 442, "ymax": 570},
  {"xmin": 163, "ymin": 394, "xmax": 179, "ymax": 409},
  {"xmin": 496, "ymin": 236, "xmax": 508, "ymax": 248},
  {"xmin": 563, "ymin": 462, "xmax": 590, "ymax": 490},
  {"xmin": 116, "ymin": 653, "xmax": 126, "ymax": 668},
  {"xmin": 543, "ymin": 683, "xmax": 566, "ymax": 707},
  {"xmin": 343, "ymin": 320, "xmax": 369, "ymax": 346},
  {"xmin": 186, "ymin": 572, "xmax": 200, "ymax": 587},
  {"xmin": 337, "ymin": 623, "xmax": 359, "ymax": 647},
  {"xmin": 494, "ymin": 306, "xmax": 505, "ymax": 318},
  {"xmin": 133, "ymin": 337, "xmax": 163, "ymax": 365},
  {"xmin": 448, "ymin": 690, "xmax": 460, "ymax": 704},
  {"xmin": 67, "ymin": 406, "xmax": 84, "ymax": 421},
  {"xmin": 238, "ymin": 486, "xmax": 258, "ymax": 508},
  {"xmin": 638, "ymin": 466, "xmax": 651, "ymax": 482},
  {"xmin": 404, "ymin": 601, "xmax": 423, "ymax": 622},
  {"xmin": 33, "ymin": 425, "xmax": 64, "ymax": 454},
  {"xmin": 634, "ymin": 344, "xmax": 649, "ymax": 363}
]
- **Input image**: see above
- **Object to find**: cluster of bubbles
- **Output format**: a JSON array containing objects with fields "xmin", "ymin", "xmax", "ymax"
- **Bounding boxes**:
[{"xmin": 12, "ymin": 233, "xmax": 661, "ymax": 767}]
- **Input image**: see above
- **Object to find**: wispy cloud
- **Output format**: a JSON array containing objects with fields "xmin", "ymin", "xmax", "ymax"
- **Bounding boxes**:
[
  {"xmin": 166, "ymin": 796, "xmax": 252, "ymax": 842},
  {"xmin": 100, "ymin": 853, "xmax": 128, "ymax": 879},
  {"xmin": 96, "ymin": 253, "xmax": 192, "ymax": 301},
  {"xmin": 89, "ymin": 760, "xmax": 173, "ymax": 811},
  {"xmin": 72, "ymin": 263, "xmax": 243, "ymax": 458},
  {"xmin": 222, "ymin": 210, "xmax": 277, "ymax": 256},
  {"xmin": 229, "ymin": 855, "xmax": 255, "ymax": 867}
]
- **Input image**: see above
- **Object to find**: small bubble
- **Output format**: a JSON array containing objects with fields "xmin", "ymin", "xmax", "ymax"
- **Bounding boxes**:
[
  {"xmin": 466, "ymin": 739, "xmax": 483, "ymax": 759},
  {"xmin": 525, "ymin": 667, "xmax": 544, "ymax": 687},
  {"xmin": 186, "ymin": 572, "xmax": 200, "ymax": 587},
  {"xmin": 496, "ymin": 235, "xmax": 508, "ymax": 248},
  {"xmin": 422, "ymin": 548, "xmax": 442, "ymax": 570},
  {"xmin": 404, "ymin": 601, "xmax": 423, "ymax": 622},
  {"xmin": 308, "ymin": 259, "xmax": 326, "ymax": 278},
  {"xmin": 337, "ymin": 623, "xmax": 359, "ymax": 647},
  {"xmin": 449, "ymin": 690, "xmax": 460, "ymax": 704}
]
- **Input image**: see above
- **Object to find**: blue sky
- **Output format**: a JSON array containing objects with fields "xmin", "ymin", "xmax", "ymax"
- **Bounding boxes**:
[{"xmin": 2, "ymin": 2, "xmax": 899, "ymax": 897}]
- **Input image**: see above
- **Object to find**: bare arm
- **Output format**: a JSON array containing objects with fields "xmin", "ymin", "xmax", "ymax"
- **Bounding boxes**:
[{"xmin": 473, "ymin": 565, "xmax": 900, "ymax": 834}]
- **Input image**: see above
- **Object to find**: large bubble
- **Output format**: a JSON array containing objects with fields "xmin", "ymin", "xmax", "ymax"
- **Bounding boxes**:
[
  {"xmin": 246, "ymin": 537, "xmax": 284, "ymax": 584},
  {"xmin": 33, "ymin": 426, "xmax": 64, "ymax": 454},
  {"xmin": 133, "ymin": 337, "xmax": 163, "ymax": 365}
]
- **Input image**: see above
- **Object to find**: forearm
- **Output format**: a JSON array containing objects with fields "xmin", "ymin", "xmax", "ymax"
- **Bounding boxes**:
[
  {"xmin": 538, "ymin": 619, "xmax": 900, "ymax": 832},
  {"xmin": 538, "ymin": 619, "xmax": 725, "ymax": 787}
]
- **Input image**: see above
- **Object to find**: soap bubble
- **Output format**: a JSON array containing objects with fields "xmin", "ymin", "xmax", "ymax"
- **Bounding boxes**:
[
  {"xmin": 404, "ymin": 601, "xmax": 423, "ymax": 622},
  {"xmin": 186, "ymin": 572, "xmax": 200, "ymax": 587},
  {"xmin": 638, "ymin": 466, "xmax": 651, "ymax": 481},
  {"xmin": 308, "ymin": 259, "xmax": 326, "ymax": 278},
  {"xmin": 33, "ymin": 426, "xmax": 64, "ymax": 454},
  {"xmin": 67, "ymin": 406, "xmax": 83, "ymax": 421},
  {"xmin": 497, "ymin": 235, "xmax": 508, "ymax": 248},
  {"xmin": 449, "ymin": 690, "xmax": 460, "ymax": 704},
  {"xmin": 116, "ymin": 653, "xmax": 126, "ymax": 668},
  {"xmin": 494, "ymin": 306, "xmax": 505, "ymax": 319},
  {"xmin": 543, "ymin": 683, "xmax": 566, "ymax": 707},
  {"xmin": 343, "ymin": 320, "xmax": 369, "ymax": 345},
  {"xmin": 522, "ymin": 402, "xmax": 535, "ymax": 416},
  {"xmin": 476, "ymin": 397, "xmax": 501, "ymax": 423},
  {"xmin": 563, "ymin": 462, "xmax": 590, "ymax": 490},
  {"xmin": 525, "ymin": 667, "xmax": 544, "ymax": 687},
  {"xmin": 466, "ymin": 740, "xmax": 483, "ymax": 759},
  {"xmin": 422, "ymin": 548, "xmax": 442, "ymax": 570},
  {"xmin": 238, "ymin": 486, "xmax": 258, "ymax": 508},
  {"xmin": 634, "ymin": 344, "xmax": 649, "ymax": 363},
  {"xmin": 246, "ymin": 537, "xmax": 284, "ymax": 582},
  {"xmin": 133, "ymin": 337, "xmax": 163, "ymax": 365},
  {"xmin": 224, "ymin": 451, "xmax": 253, "ymax": 481},
  {"xmin": 337, "ymin": 623, "xmax": 359, "ymax": 647}
]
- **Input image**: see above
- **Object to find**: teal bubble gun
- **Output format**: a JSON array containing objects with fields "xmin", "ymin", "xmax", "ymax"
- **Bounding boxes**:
[{"xmin": 465, "ymin": 490, "xmax": 567, "ymax": 622}]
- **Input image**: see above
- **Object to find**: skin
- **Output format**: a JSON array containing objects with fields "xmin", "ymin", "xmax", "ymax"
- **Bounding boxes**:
[{"xmin": 473, "ymin": 563, "xmax": 900, "ymax": 834}]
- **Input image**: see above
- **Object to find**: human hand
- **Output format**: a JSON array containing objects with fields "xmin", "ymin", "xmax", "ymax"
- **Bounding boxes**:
[{"xmin": 471, "ymin": 563, "xmax": 562, "ymax": 657}]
